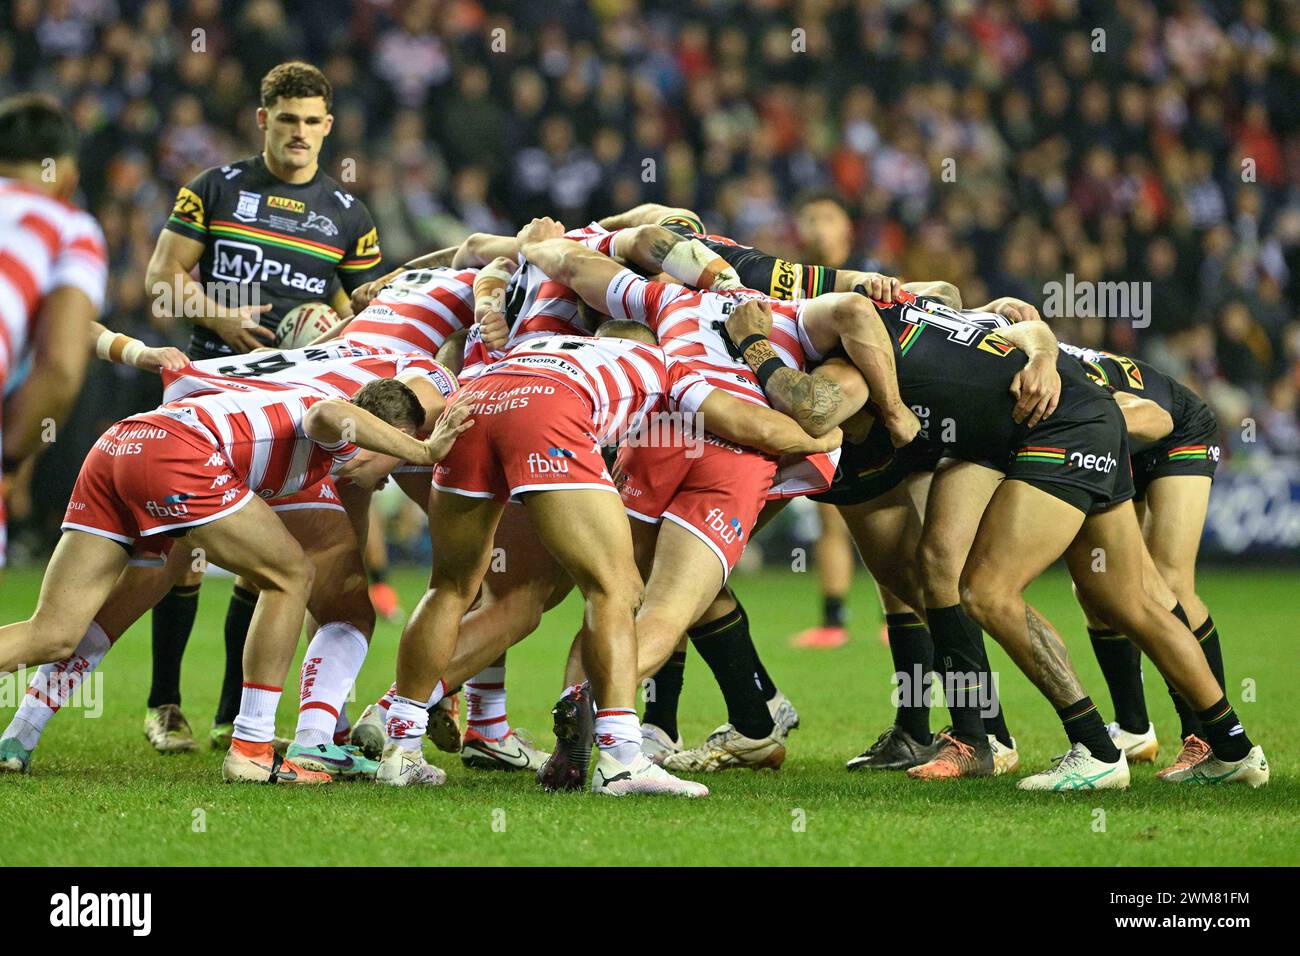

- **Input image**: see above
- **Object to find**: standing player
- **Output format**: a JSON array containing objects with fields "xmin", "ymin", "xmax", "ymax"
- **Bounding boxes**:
[
  {"xmin": 1060, "ymin": 344, "xmax": 1232, "ymax": 776},
  {"xmin": 0, "ymin": 95, "xmax": 107, "ymax": 572},
  {"xmin": 140, "ymin": 61, "xmax": 388, "ymax": 753}
]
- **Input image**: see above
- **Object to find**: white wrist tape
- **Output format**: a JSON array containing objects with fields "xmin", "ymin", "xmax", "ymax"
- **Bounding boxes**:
[
  {"xmin": 94, "ymin": 328, "xmax": 117, "ymax": 360},
  {"xmin": 122, "ymin": 340, "xmax": 146, "ymax": 367}
]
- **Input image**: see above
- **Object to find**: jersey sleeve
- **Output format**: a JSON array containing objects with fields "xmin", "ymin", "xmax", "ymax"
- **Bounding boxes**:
[
  {"xmin": 337, "ymin": 198, "xmax": 385, "ymax": 292},
  {"xmin": 163, "ymin": 167, "xmax": 217, "ymax": 242},
  {"xmin": 604, "ymin": 268, "xmax": 691, "ymax": 333},
  {"xmin": 665, "ymin": 355, "xmax": 716, "ymax": 415},
  {"xmin": 51, "ymin": 211, "xmax": 108, "ymax": 313}
]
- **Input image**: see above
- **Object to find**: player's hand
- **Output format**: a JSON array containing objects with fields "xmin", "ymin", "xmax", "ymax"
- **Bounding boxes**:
[
  {"xmin": 421, "ymin": 391, "xmax": 476, "ymax": 464},
  {"xmin": 477, "ymin": 311, "xmax": 510, "ymax": 351},
  {"xmin": 856, "ymin": 272, "xmax": 901, "ymax": 303},
  {"xmin": 209, "ymin": 304, "xmax": 274, "ymax": 353},
  {"xmin": 994, "ymin": 298, "xmax": 1042, "ymax": 324},
  {"xmin": 1010, "ymin": 353, "xmax": 1061, "ymax": 427},
  {"xmin": 883, "ymin": 403, "xmax": 921, "ymax": 448},
  {"xmin": 136, "ymin": 346, "xmax": 189, "ymax": 373},
  {"xmin": 350, "ymin": 279, "xmax": 383, "ymax": 314},
  {"xmin": 810, "ymin": 426, "xmax": 843, "ymax": 453},
  {"xmin": 516, "ymin": 217, "xmax": 565, "ymax": 249},
  {"xmin": 725, "ymin": 299, "xmax": 773, "ymax": 345}
]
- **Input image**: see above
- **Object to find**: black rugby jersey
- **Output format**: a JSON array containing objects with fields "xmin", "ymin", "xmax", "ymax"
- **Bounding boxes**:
[{"xmin": 164, "ymin": 154, "xmax": 386, "ymax": 358}]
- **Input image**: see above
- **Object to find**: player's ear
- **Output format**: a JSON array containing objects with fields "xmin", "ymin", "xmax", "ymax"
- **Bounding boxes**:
[
  {"xmin": 323, "ymin": 113, "xmax": 334, "ymax": 135},
  {"xmin": 256, "ymin": 107, "xmax": 268, "ymax": 131}
]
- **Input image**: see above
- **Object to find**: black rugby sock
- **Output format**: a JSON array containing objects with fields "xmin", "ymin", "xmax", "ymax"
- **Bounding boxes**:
[
  {"xmin": 689, "ymin": 606, "xmax": 776, "ymax": 740},
  {"xmin": 885, "ymin": 612, "xmax": 932, "ymax": 743},
  {"xmin": 147, "ymin": 584, "xmax": 201, "ymax": 709},
  {"xmin": 1088, "ymin": 626, "xmax": 1150, "ymax": 734},
  {"xmin": 925, "ymin": 605, "xmax": 990, "ymax": 746},
  {"xmin": 1196, "ymin": 697, "xmax": 1251, "ymax": 762},
  {"xmin": 1057, "ymin": 697, "xmax": 1122, "ymax": 762},
  {"xmin": 214, "ymin": 585, "xmax": 257, "ymax": 725},
  {"xmin": 823, "ymin": 595, "xmax": 846, "ymax": 629},
  {"xmin": 1165, "ymin": 602, "xmax": 1203, "ymax": 739},
  {"xmin": 642, "ymin": 651, "xmax": 686, "ymax": 741},
  {"xmin": 1194, "ymin": 615, "xmax": 1226, "ymax": 690}
]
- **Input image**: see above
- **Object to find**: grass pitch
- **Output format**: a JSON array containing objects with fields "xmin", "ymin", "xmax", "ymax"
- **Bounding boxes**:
[{"xmin": 0, "ymin": 562, "xmax": 1295, "ymax": 867}]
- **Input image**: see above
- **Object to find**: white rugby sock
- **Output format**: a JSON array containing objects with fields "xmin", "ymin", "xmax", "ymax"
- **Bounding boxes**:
[
  {"xmin": 334, "ymin": 702, "xmax": 352, "ymax": 742},
  {"xmin": 233, "ymin": 683, "xmax": 281, "ymax": 744},
  {"xmin": 594, "ymin": 707, "xmax": 641, "ymax": 765},
  {"xmin": 294, "ymin": 622, "xmax": 368, "ymax": 747},
  {"xmin": 1, "ymin": 622, "xmax": 112, "ymax": 751},
  {"xmin": 465, "ymin": 665, "xmax": 507, "ymax": 739},
  {"xmin": 385, "ymin": 696, "xmax": 429, "ymax": 751}
]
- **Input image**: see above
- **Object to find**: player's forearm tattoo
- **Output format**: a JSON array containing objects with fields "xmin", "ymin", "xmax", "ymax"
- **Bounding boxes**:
[
  {"xmin": 647, "ymin": 234, "xmax": 680, "ymax": 267},
  {"xmin": 1026, "ymin": 607, "xmax": 1085, "ymax": 706},
  {"xmin": 769, "ymin": 367, "xmax": 843, "ymax": 433}
]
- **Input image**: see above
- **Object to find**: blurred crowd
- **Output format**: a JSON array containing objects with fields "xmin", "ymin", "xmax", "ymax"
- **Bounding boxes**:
[{"xmin": 4, "ymin": 0, "xmax": 1300, "ymax": 551}]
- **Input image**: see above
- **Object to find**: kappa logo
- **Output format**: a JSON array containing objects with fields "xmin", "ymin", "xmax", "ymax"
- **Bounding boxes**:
[
  {"xmin": 234, "ymin": 190, "xmax": 261, "ymax": 222},
  {"xmin": 207, "ymin": 453, "xmax": 227, "ymax": 468},
  {"xmin": 319, "ymin": 483, "xmax": 338, "ymax": 500}
]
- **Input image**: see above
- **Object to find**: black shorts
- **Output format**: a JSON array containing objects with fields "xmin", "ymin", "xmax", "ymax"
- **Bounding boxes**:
[
  {"xmin": 811, "ymin": 423, "xmax": 942, "ymax": 506},
  {"xmin": 661, "ymin": 222, "xmax": 836, "ymax": 300},
  {"xmin": 1130, "ymin": 381, "xmax": 1220, "ymax": 500},
  {"xmin": 1004, "ymin": 398, "xmax": 1135, "ymax": 515}
]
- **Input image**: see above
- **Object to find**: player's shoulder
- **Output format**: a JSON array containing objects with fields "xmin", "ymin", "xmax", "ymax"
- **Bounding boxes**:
[{"xmin": 311, "ymin": 171, "xmax": 373, "ymax": 219}]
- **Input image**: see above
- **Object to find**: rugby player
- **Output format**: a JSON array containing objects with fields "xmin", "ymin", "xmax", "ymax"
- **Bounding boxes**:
[
  {"xmin": 1061, "ymin": 344, "xmax": 1232, "ymax": 777},
  {"xmin": 733, "ymin": 289, "xmax": 1269, "ymax": 789},
  {"xmin": 373, "ymin": 313, "xmax": 840, "ymax": 794},
  {"xmin": 0, "ymin": 344, "xmax": 466, "ymax": 780},
  {"xmin": 139, "ymin": 61, "xmax": 388, "ymax": 754},
  {"xmin": 0, "ymin": 95, "xmax": 107, "ymax": 573},
  {"xmin": 510, "ymin": 221, "xmax": 868, "ymax": 778}
]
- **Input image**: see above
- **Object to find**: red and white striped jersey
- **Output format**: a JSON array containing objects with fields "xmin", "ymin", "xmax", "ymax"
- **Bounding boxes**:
[
  {"xmin": 162, "ymin": 347, "xmax": 459, "ymax": 406},
  {"xmin": 480, "ymin": 334, "xmax": 714, "ymax": 445},
  {"xmin": 145, "ymin": 387, "xmax": 359, "ymax": 500},
  {"xmin": 0, "ymin": 178, "xmax": 107, "ymax": 413},
  {"xmin": 460, "ymin": 223, "xmax": 615, "ymax": 380},
  {"xmin": 343, "ymin": 267, "xmax": 477, "ymax": 357},
  {"xmin": 603, "ymin": 269, "xmax": 809, "ymax": 407}
]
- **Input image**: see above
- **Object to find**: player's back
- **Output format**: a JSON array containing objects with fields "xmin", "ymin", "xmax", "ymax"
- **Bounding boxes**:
[
  {"xmin": 484, "ymin": 334, "xmax": 706, "ymax": 444},
  {"xmin": 164, "ymin": 344, "xmax": 457, "ymax": 404},
  {"xmin": 344, "ymin": 267, "xmax": 477, "ymax": 356}
]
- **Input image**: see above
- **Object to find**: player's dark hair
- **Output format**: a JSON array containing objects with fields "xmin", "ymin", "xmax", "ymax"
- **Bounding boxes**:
[
  {"xmin": 0, "ymin": 94, "xmax": 78, "ymax": 163},
  {"xmin": 261, "ymin": 61, "xmax": 333, "ymax": 111},
  {"xmin": 794, "ymin": 188, "xmax": 851, "ymax": 217},
  {"xmin": 596, "ymin": 319, "xmax": 658, "ymax": 344},
  {"xmin": 352, "ymin": 379, "xmax": 424, "ymax": 431}
]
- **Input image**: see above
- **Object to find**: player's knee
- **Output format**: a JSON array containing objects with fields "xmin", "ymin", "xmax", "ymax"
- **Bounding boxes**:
[
  {"xmin": 28, "ymin": 612, "xmax": 83, "ymax": 663},
  {"xmin": 830, "ymin": 295, "xmax": 872, "ymax": 334},
  {"xmin": 917, "ymin": 537, "xmax": 961, "ymax": 596},
  {"xmin": 958, "ymin": 567, "xmax": 1013, "ymax": 630}
]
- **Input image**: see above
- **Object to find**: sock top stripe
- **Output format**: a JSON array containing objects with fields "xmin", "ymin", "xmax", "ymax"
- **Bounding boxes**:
[
  {"xmin": 1087, "ymin": 627, "xmax": 1123, "ymax": 639},
  {"xmin": 687, "ymin": 607, "xmax": 744, "ymax": 640},
  {"xmin": 1194, "ymin": 617, "xmax": 1216, "ymax": 641},
  {"xmin": 242, "ymin": 681, "xmax": 281, "ymax": 692},
  {"xmin": 465, "ymin": 682, "xmax": 505, "ymax": 689},
  {"xmin": 595, "ymin": 708, "xmax": 636, "ymax": 718}
]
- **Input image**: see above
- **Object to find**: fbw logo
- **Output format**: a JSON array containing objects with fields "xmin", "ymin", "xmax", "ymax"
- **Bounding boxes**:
[
  {"xmin": 527, "ymin": 447, "xmax": 574, "ymax": 475},
  {"xmin": 704, "ymin": 509, "xmax": 744, "ymax": 545}
]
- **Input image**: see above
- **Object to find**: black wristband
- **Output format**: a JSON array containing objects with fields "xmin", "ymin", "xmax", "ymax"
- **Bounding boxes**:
[
  {"xmin": 755, "ymin": 356, "xmax": 787, "ymax": 389},
  {"xmin": 736, "ymin": 333, "xmax": 767, "ymax": 357}
]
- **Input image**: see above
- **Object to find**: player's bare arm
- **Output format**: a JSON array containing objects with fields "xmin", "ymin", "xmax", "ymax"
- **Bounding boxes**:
[
  {"xmin": 144, "ymin": 229, "xmax": 273, "ymax": 352},
  {"xmin": 801, "ymin": 291, "xmax": 918, "ymax": 447},
  {"xmin": 1114, "ymin": 390, "xmax": 1174, "ymax": 443},
  {"xmin": 516, "ymin": 219, "xmax": 627, "ymax": 307},
  {"xmin": 723, "ymin": 299, "xmax": 852, "ymax": 438},
  {"xmin": 2, "ymin": 286, "xmax": 96, "ymax": 465},
  {"xmin": 997, "ymin": 319, "xmax": 1061, "ymax": 426},
  {"xmin": 88, "ymin": 322, "xmax": 188, "ymax": 373},
  {"xmin": 304, "ymin": 391, "xmax": 474, "ymax": 467},
  {"xmin": 971, "ymin": 296, "xmax": 1042, "ymax": 323},
  {"xmin": 452, "ymin": 232, "xmax": 520, "ymax": 268},
  {"xmin": 697, "ymin": 389, "xmax": 842, "ymax": 457},
  {"xmin": 610, "ymin": 225, "xmax": 741, "ymax": 291},
  {"xmin": 597, "ymin": 203, "xmax": 702, "ymax": 231}
]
